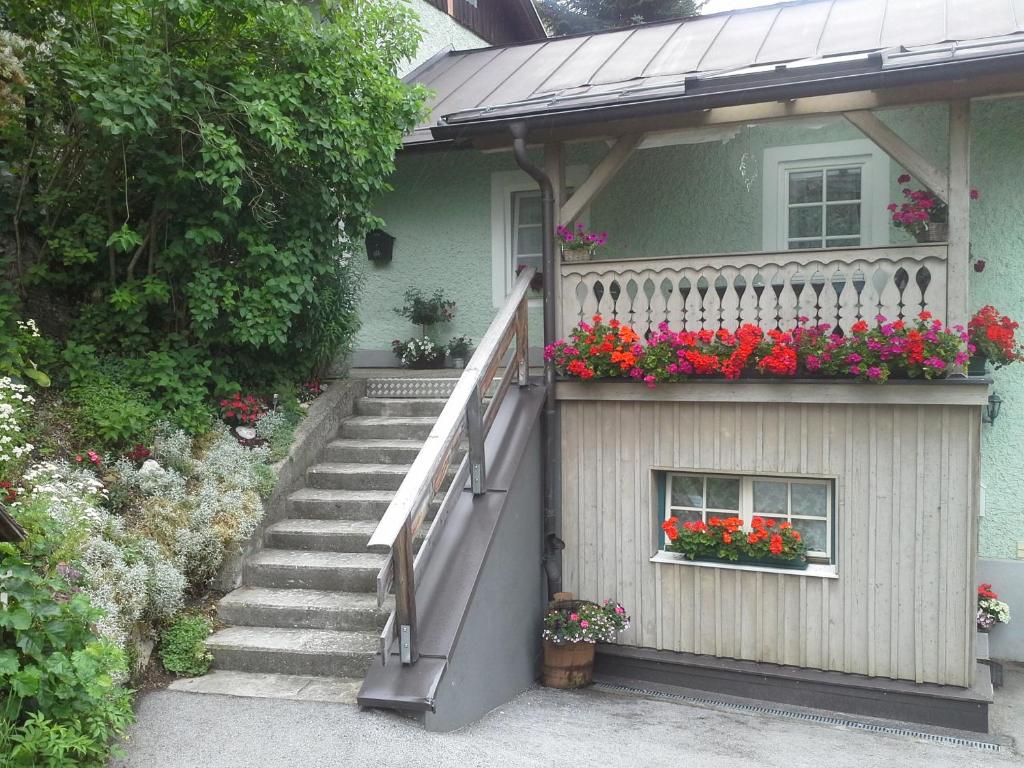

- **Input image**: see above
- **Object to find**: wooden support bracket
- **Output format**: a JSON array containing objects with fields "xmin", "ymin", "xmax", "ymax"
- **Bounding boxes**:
[
  {"xmin": 844, "ymin": 110, "xmax": 949, "ymax": 201},
  {"xmin": 559, "ymin": 133, "xmax": 642, "ymax": 226}
]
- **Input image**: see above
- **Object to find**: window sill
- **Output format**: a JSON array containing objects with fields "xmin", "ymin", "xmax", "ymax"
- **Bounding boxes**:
[{"xmin": 651, "ymin": 551, "xmax": 838, "ymax": 578}]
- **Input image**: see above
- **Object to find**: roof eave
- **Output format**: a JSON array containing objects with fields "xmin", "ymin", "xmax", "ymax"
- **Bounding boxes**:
[{"xmin": 426, "ymin": 52, "xmax": 1024, "ymax": 145}]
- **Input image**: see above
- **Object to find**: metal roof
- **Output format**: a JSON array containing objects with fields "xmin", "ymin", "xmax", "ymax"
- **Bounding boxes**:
[{"xmin": 403, "ymin": 0, "xmax": 1024, "ymax": 145}]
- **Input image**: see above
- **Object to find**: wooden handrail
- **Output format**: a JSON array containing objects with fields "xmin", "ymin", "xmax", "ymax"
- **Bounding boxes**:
[{"xmin": 369, "ymin": 267, "xmax": 534, "ymax": 665}]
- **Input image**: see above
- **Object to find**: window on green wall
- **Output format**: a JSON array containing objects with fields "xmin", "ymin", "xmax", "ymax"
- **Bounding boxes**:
[
  {"xmin": 511, "ymin": 190, "xmax": 543, "ymax": 281},
  {"xmin": 762, "ymin": 139, "xmax": 890, "ymax": 252},
  {"xmin": 658, "ymin": 470, "xmax": 836, "ymax": 564}
]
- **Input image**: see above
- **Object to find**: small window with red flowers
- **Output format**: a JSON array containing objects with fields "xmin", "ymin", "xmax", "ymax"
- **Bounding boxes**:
[{"xmin": 659, "ymin": 471, "xmax": 835, "ymax": 565}]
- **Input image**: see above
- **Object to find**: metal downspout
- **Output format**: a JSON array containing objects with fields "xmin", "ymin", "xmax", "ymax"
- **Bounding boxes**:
[{"xmin": 510, "ymin": 123, "xmax": 563, "ymax": 597}]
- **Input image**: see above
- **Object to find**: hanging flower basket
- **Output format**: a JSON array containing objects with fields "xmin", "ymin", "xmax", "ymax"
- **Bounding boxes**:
[{"xmin": 914, "ymin": 221, "xmax": 949, "ymax": 243}]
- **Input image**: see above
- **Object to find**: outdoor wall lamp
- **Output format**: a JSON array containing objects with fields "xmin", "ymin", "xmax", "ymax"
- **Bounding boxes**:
[
  {"xmin": 365, "ymin": 228, "xmax": 395, "ymax": 264},
  {"xmin": 984, "ymin": 392, "xmax": 1003, "ymax": 425}
]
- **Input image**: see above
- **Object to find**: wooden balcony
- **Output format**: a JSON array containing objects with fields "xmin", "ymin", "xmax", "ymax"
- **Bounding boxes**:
[{"xmin": 558, "ymin": 243, "xmax": 955, "ymax": 339}]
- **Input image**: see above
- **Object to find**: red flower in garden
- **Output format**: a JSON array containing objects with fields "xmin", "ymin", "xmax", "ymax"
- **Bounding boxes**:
[
  {"xmin": 0, "ymin": 481, "xmax": 16, "ymax": 504},
  {"xmin": 662, "ymin": 517, "xmax": 679, "ymax": 542},
  {"xmin": 769, "ymin": 534, "xmax": 784, "ymax": 555}
]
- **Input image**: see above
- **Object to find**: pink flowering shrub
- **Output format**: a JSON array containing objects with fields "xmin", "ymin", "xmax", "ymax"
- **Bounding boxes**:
[
  {"xmin": 888, "ymin": 173, "xmax": 978, "ymax": 238},
  {"xmin": 557, "ymin": 222, "xmax": 608, "ymax": 255}
]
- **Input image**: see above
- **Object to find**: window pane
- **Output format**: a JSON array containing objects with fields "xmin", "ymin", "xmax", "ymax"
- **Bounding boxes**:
[
  {"xmin": 514, "ymin": 192, "xmax": 541, "ymax": 225},
  {"xmin": 788, "ymin": 170, "xmax": 823, "ymax": 203},
  {"xmin": 671, "ymin": 475, "xmax": 703, "ymax": 508},
  {"xmin": 791, "ymin": 483, "xmax": 828, "ymax": 517},
  {"xmin": 826, "ymin": 167, "xmax": 861, "ymax": 201},
  {"xmin": 706, "ymin": 477, "xmax": 740, "ymax": 510},
  {"xmin": 753, "ymin": 480, "xmax": 788, "ymax": 515},
  {"xmin": 826, "ymin": 203, "xmax": 860, "ymax": 237},
  {"xmin": 515, "ymin": 225, "xmax": 542, "ymax": 256},
  {"xmin": 796, "ymin": 519, "xmax": 828, "ymax": 554},
  {"xmin": 788, "ymin": 207, "xmax": 822, "ymax": 239},
  {"xmin": 674, "ymin": 510, "xmax": 704, "ymax": 525},
  {"xmin": 788, "ymin": 239, "xmax": 824, "ymax": 250}
]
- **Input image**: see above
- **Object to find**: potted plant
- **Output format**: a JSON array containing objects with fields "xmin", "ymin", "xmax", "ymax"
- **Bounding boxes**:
[
  {"xmin": 557, "ymin": 223, "xmax": 608, "ymax": 263},
  {"xmin": 391, "ymin": 337, "xmax": 446, "ymax": 369},
  {"xmin": 887, "ymin": 173, "xmax": 978, "ymax": 243},
  {"xmin": 392, "ymin": 287, "xmax": 455, "ymax": 369},
  {"xmin": 977, "ymin": 583, "xmax": 1011, "ymax": 632},
  {"xmin": 447, "ymin": 335, "xmax": 472, "ymax": 369},
  {"xmin": 662, "ymin": 515, "xmax": 809, "ymax": 570},
  {"xmin": 968, "ymin": 305, "xmax": 1021, "ymax": 375},
  {"xmin": 541, "ymin": 594, "xmax": 629, "ymax": 689},
  {"xmin": 394, "ymin": 287, "xmax": 455, "ymax": 337}
]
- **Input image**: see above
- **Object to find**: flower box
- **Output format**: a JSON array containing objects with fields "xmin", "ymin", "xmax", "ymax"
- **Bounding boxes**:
[{"xmin": 688, "ymin": 553, "xmax": 809, "ymax": 571}]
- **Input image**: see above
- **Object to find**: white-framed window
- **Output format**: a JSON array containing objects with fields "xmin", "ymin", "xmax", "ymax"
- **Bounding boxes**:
[
  {"xmin": 762, "ymin": 140, "xmax": 889, "ymax": 252},
  {"xmin": 490, "ymin": 166, "xmax": 588, "ymax": 308},
  {"xmin": 663, "ymin": 471, "xmax": 834, "ymax": 562}
]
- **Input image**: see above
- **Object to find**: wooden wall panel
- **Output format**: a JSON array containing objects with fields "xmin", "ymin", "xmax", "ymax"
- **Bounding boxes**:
[{"xmin": 560, "ymin": 399, "xmax": 980, "ymax": 687}]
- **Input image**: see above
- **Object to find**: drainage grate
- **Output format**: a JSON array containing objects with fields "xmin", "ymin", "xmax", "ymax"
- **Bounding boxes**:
[{"xmin": 593, "ymin": 682, "xmax": 1001, "ymax": 752}]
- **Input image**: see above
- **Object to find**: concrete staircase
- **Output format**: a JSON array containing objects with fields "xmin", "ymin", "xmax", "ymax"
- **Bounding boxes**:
[{"xmin": 172, "ymin": 388, "xmax": 452, "ymax": 703}]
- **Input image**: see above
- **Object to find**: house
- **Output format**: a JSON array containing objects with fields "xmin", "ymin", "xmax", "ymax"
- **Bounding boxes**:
[
  {"xmin": 347, "ymin": 0, "xmax": 1024, "ymax": 732},
  {"xmin": 399, "ymin": 0, "xmax": 546, "ymax": 76}
]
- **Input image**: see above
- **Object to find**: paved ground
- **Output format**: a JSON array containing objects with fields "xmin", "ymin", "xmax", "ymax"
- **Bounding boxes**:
[{"xmin": 113, "ymin": 663, "xmax": 1024, "ymax": 768}]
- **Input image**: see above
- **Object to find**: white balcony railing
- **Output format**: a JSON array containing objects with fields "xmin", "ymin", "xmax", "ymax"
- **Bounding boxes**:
[{"xmin": 558, "ymin": 244, "xmax": 950, "ymax": 338}]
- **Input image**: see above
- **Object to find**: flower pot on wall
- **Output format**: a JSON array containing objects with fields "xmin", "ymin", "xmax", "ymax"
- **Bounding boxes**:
[
  {"xmin": 914, "ymin": 222, "xmax": 949, "ymax": 243},
  {"xmin": 561, "ymin": 247, "xmax": 593, "ymax": 264},
  {"xmin": 968, "ymin": 354, "xmax": 988, "ymax": 377},
  {"xmin": 541, "ymin": 640, "xmax": 595, "ymax": 688}
]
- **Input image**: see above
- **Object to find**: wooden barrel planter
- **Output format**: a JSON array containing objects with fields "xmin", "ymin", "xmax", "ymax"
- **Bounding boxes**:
[{"xmin": 542, "ymin": 640, "xmax": 595, "ymax": 689}]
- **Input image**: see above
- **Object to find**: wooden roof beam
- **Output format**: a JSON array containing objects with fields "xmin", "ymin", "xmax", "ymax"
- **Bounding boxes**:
[
  {"xmin": 559, "ymin": 133, "xmax": 642, "ymax": 226},
  {"xmin": 844, "ymin": 109, "xmax": 949, "ymax": 202}
]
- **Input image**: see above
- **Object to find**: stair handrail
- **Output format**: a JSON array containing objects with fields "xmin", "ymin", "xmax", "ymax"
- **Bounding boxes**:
[{"xmin": 368, "ymin": 267, "xmax": 534, "ymax": 665}]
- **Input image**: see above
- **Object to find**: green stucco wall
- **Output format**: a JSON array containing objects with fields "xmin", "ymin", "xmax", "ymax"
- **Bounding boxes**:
[
  {"xmin": 399, "ymin": 0, "xmax": 486, "ymax": 78},
  {"xmin": 968, "ymin": 98, "xmax": 1024, "ymax": 560},
  {"xmin": 361, "ymin": 98, "xmax": 1024, "ymax": 560}
]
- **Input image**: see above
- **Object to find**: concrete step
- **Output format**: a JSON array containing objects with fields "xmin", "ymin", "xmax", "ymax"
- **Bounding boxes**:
[
  {"xmin": 338, "ymin": 416, "xmax": 436, "ymax": 441},
  {"xmin": 306, "ymin": 462, "xmax": 412, "ymax": 491},
  {"xmin": 217, "ymin": 587, "xmax": 389, "ymax": 631},
  {"xmin": 355, "ymin": 397, "xmax": 448, "ymax": 417},
  {"xmin": 169, "ymin": 670, "xmax": 362, "ymax": 704},
  {"xmin": 323, "ymin": 438, "xmax": 425, "ymax": 465},
  {"xmin": 265, "ymin": 518, "xmax": 378, "ymax": 552},
  {"xmin": 207, "ymin": 626, "xmax": 377, "ymax": 677},
  {"xmin": 265, "ymin": 518, "xmax": 424, "ymax": 554},
  {"xmin": 244, "ymin": 549, "xmax": 386, "ymax": 592},
  {"xmin": 285, "ymin": 488, "xmax": 442, "ymax": 521}
]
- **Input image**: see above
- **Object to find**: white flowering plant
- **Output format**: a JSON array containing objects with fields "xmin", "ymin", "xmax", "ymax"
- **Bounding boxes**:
[
  {"xmin": 978, "ymin": 583, "xmax": 1011, "ymax": 630},
  {"xmin": 0, "ymin": 376, "xmax": 35, "ymax": 479},
  {"xmin": 391, "ymin": 337, "xmax": 446, "ymax": 368},
  {"xmin": 542, "ymin": 599, "xmax": 630, "ymax": 645}
]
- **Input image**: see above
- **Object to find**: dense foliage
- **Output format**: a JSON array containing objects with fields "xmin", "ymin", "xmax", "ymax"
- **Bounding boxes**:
[
  {"xmin": 0, "ymin": 539, "xmax": 133, "ymax": 767},
  {"xmin": 158, "ymin": 615, "xmax": 212, "ymax": 677},
  {"xmin": 1, "ymin": 0, "xmax": 424, "ymax": 404},
  {"xmin": 537, "ymin": 0, "xmax": 703, "ymax": 35}
]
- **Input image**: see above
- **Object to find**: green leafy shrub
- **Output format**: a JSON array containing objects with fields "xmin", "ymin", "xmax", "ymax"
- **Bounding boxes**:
[
  {"xmin": 158, "ymin": 615, "xmax": 213, "ymax": 677},
  {"xmin": 3, "ymin": 0, "xmax": 424, "ymax": 389},
  {"xmin": 65, "ymin": 377, "xmax": 154, "ymax": 451},
  {"xmin": 0, "ymin": 548, "xmax": 134, "ymax": 767}
]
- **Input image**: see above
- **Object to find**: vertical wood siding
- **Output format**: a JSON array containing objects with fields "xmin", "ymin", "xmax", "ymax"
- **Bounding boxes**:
[{"xmin": 561, "ymin": 400, "xmax": 980, "ymax": 687}]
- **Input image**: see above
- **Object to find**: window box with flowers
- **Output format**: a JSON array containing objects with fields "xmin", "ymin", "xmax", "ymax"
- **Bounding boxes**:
[
  {"xmin": 547, "ymin": 312, "xmax": 984, "ymax": 386},
  {"xmin": 652, "ymin": 471, "xmax": 838, "ymax": 577}
]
